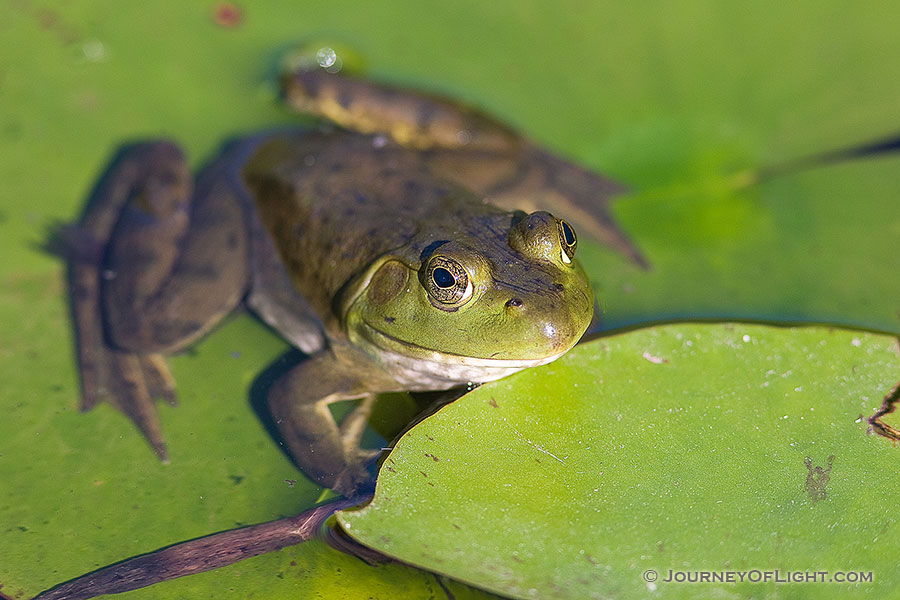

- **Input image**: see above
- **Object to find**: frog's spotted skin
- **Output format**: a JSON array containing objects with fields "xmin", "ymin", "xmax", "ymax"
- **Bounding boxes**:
[{"xmin": 68, "ymin": 71, "xmax": 639, "ymax": 496}]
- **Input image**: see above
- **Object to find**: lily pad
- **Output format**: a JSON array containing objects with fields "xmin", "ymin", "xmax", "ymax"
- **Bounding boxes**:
[
  {"xmin": 3, "ymin": 2, "xmax": 900, "ymax": 600},
  {"xmin": 590, "ymin": 154, "xmax": 900, "ymax": 333},
  {"xmin": 340, "ymin": 324, "xmax": 900, "ymax": 599}
]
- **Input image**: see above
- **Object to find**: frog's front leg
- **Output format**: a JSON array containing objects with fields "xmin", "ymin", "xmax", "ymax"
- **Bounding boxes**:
[
  {"xmin": 268, "ymin": 345, "xmax": 394, "ymax": 495},
  {"xmin": 69, "ymin": 142, "xmax": 250, "ymax": 459}
]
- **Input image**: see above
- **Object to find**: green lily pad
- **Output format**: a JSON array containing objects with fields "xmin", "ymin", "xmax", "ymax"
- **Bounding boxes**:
[
  {"xmin": 590, "ymin": 154, "xmax": 900, "ymax": 333},
  {"xmin": 3, "ymin": 2, "xmax": 900, "ymax": 599},
  {"xmin": 340, "ymin": 324, "xmax": 900, "ymax": 599}
]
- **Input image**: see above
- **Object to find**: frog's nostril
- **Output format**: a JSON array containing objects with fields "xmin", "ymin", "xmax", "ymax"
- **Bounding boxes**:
[
  {"xmin": 553, "ymin": 283, "xmax": 565, "ymax": 293},
  {"xmin": 506, "ymin": 297, "xmax": 524, "ymax": 308}
]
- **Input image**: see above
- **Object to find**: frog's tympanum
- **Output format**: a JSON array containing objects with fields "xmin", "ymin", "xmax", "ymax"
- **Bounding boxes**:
[{"xmin": 38, "ymin": 68, "xmax": 643, "ymax": 600}]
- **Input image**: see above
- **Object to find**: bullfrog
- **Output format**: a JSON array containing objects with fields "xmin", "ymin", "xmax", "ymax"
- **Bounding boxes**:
[
  {"xmin": 66, "ymin": 67, "xmax": 643, "ymax": 497},
  {"xmin": 36, "ymin": 65, "xmax": 648, "ymax": 600}
]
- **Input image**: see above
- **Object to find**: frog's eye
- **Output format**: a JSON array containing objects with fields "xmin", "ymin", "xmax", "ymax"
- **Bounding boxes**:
[
  {"xmin": 424, "ymin": 256, "xmax": 473, "ymax": 308},
  {"xmin": 557, "ymin": 219, "xmax": 577, "ymax": 264}
]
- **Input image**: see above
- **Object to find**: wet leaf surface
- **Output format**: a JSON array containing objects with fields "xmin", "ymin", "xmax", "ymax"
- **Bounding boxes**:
[
  {"xmin": 2, "ymin": 2, "xmax": 899, "ymax": 599},
  {"xmin": 341, "ymin": 324, "xmax": 900, "ymax": 599}
]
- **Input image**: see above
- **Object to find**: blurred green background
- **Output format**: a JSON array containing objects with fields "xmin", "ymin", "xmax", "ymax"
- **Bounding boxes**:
[{"xmin": 2, "ymin": 1, "xmax": 898, "ymax": 599}]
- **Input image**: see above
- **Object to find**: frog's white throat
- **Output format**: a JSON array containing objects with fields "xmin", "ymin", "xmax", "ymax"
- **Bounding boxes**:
[{"xmin": 353, "ymin": 320, "xmax": 567, "ymax": 390}]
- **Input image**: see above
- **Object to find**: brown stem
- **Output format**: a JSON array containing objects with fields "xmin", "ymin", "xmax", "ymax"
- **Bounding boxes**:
[{"xmin": 33, "ymin": 497, "xmax": 365, "ymax": 600}]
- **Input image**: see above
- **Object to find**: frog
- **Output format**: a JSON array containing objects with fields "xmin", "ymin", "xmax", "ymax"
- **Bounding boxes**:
[
  {"xmin": 37, "ymin": 66, "xmax": 648, "ymax": 600},
  {"xmin": 65, "ymin": 67, "xmax": 644, "ymax": 498}
]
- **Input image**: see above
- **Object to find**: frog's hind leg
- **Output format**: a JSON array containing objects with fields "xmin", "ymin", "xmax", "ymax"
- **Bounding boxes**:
[
  {"xmin": 282, "ymin": 70, "xmax": 647, "ymax": 267},
  {"xmin": 69, "ymin": 243, "xmax": 176, "ymax": 459},
  {"xmin": 68, "ymin": 142, "xmax": 249, "ymax": 460}
]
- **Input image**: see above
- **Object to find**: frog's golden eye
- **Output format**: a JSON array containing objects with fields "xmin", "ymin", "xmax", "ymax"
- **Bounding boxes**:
[
  {"xmin": 557, "ymin": 219, "xmax": 577, "ymax": 264},
  {"xmin": 424, "ymin": 256, "xmax": 473, "ymax": 308}
]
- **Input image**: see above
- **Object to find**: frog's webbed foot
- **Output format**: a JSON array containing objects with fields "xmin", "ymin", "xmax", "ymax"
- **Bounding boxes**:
[
  {"xmin": 282, "ymin": 69, "xmax": 648, "ymax": 268},
  {"xmin": 85, "ymin": 349, "xmax": 176, "ymax": 462},
  {"xmin": 268, "ymin": 350, "xmax": 391, "ymax": 496}
]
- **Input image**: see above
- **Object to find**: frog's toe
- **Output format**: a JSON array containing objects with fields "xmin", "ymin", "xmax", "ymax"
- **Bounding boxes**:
[
  {"xmin": 140, "ymin": 354, "xmax": 178, "ymax": 407},
  {"xmin": 337, "ymin": 395, "xmax": 377, "ymax": 449},
  {"xmin": 81, "ymin": 346, "xmax": 176, "ymax": 462},
  {"xmin": 332, "ymin": 447, "xmax": 385, "ymax": 496},
  {"xmin": 332, "ymin": 461, "xmax": 376, "ymax": 497},
  {"xmin": 356, "ymin": 448, "xmax": 383, "ymax": 462}
]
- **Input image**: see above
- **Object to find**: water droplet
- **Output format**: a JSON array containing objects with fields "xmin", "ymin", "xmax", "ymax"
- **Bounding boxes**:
[
  {"xmin": 316, "ymin": 47, "xmax": 337, "ymax": 68},
  {"xmin": 81, "ymin": 39, "xmax": 108, "ymax": 63}
]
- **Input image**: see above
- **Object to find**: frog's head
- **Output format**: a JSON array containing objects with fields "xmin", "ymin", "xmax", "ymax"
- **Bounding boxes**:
[{"xmin": 343, "ymin": 211, "xmax": 594, "ymax": 386}]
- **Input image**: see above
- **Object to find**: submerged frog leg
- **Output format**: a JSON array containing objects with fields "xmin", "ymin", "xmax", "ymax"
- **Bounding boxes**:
[
  {"xmin": 282, "ymin": 70, "xmax": 647, "ymax": 267},
  {"xmin": 431, "ymin": 146, "xmax": 647, "ymax": 267},
  {"xmin": 268, "ymin": 345, "xmax": 392, "ymax": 496},
  {"xmin": 69, "ymin": 142, "xmax": 249, "ymax": 459}
]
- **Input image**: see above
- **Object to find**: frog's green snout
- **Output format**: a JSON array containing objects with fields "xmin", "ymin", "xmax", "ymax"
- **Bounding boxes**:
[
  {"xmin": 499, "ymin": 272, "xmax": 593, "ymax": 356},
  {"xmin": 505, "ymin": 209, "xmax": 593, "ymax": 349}
]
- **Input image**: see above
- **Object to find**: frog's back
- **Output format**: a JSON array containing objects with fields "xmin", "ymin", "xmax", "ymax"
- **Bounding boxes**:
[{"xmin": 241, "ymin": 130, "xmax": 505, "ymax": 321}]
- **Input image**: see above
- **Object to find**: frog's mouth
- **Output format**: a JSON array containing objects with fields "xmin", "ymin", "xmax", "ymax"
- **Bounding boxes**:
[
  {"xmin": 358, "ymin": 318, "xmax": 568, "ymax": 366},
  {"xmin": 354, "ymin": 318, "xmax": 569, "ymax": 388}
]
